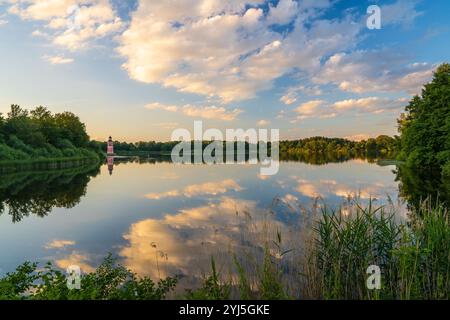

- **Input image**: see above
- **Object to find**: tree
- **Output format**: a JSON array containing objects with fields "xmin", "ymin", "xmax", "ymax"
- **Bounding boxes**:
[{"xmin": 398, "ymin": 63, "xmax": 450, "ymax": 174}]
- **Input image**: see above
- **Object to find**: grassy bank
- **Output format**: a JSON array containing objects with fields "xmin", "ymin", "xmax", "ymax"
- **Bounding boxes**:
[{"xmin": 1, "ymin": 200, "xmax": 448, "ymax": 300}]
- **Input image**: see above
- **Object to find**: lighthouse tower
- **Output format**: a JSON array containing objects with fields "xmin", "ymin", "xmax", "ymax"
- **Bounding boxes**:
[{"xmin": 107, "ymin": 136, "xmax": 114, "ymax": 156}]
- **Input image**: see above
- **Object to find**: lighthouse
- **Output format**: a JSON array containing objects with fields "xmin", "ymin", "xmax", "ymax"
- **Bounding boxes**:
[
  {"xmin": 107, "ymin": 136, "xmax": 114, "ymax": 156},
  {"xmin": 106, "ymin": 136, "xmax": 114, "ymax": 175}
]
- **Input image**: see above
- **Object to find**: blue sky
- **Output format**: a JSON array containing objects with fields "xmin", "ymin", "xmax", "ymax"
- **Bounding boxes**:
[{"xmin": 0, "ymin": 0, "xmax": 449, "ymax": 141}]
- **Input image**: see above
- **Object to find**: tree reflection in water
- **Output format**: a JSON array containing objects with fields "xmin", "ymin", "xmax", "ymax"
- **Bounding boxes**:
[
  {"xmin": 395, "ymin": 165, "xmax": 450, "ymax": 211},
  {"xmin": 0, "ymin": 164, "xmax": 100, "ymax": 223}
]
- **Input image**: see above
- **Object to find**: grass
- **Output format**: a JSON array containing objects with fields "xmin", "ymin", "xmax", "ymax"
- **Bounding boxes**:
[{"xmin": 0, "ymin": 199, "xmax": 448, "ymax": 300}]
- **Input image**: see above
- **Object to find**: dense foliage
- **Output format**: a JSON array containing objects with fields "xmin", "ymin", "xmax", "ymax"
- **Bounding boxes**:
[
  {"xmin": 0, "ymin": 105, "xmax": 101, "ymax": 162},
  {"xmin": 280, "ymin": 136, "xmax": 397, "ymax": 158},
  {"xmin": 398, "ymin": 63, "xmax": 450, "ymax": 176}
]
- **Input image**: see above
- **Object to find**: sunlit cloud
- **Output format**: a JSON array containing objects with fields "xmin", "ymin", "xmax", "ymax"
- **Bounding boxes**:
[
  {"xmin": 55, "ymin": 251, "xmax": 95, "ymax": 273},
  {"xmin": 280, "ymin": 85, "xmax": 323, "ymax": 105},
  {"xmin": 291, "ymin": 96, "xmax": 408, "ymax": 122},
  {"xmin": 44, "ymin": 239, "xmax": 76, "ymax": 249},
  {"xmin": 257, "ymin": 119, "xmax": 270, "ymax": 127},
  {"xmin": 4, "ymin": 0, "xmax": 123, "ymax": 50},
  {"xmin": 313, "ymin": 51, "xmax": 436, "ymax": 95},
  {"xmin": 117, "ymin": 0, "xmax": 362, "ymax": 102},
  {"xmin": 145, "ymin": 102, "xmax": 243, "ymax": 121},
  {"xmin": 43, "ymin": 55, "xmax": 74, "ymax": 64}
]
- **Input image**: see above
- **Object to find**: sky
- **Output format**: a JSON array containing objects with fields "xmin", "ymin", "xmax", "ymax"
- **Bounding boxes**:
[{"xmin": 0, "ymin": 0, "xmax": 449, "ymax": 142}]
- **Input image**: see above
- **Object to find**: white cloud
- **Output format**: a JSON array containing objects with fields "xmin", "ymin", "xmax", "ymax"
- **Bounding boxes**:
[
  {"xmin": 145, "ymin": 102, "xmax": 178, "ymax": 112},
  {"xmin": 291, "ymin": 96, "xmax": 408, "ymax": 122},
  {"xmin": 117, "ymin": 0, "xmax": 361, "ymax": 102},
  {"xmin": 280, "ymin": 85, "xmax": 322, "ymax": 105},
  {"xmin": 267, "ymin": 0, "xmax": 299, "ymax": 25},
  {"xmin": 5, "ymin": 0, "xmax": 123, "ymax": 50},
  {"xmin": 332, "ymin": 97, "xmax": 405, "ymax": 114},
  {"xmin": 314, "ymin": 51, "xmax": 436, "ymax": 95},
  {"xmin": 43, "ymin": 55, "xmax": 74, "ymax": 64},
  {"xmin": 145, "ymin": 102, "xmax": 243, "ymax": 121},
  {"xmin": 257, "ymin": 119, "xmax": 270, "ymax": 126},
  {"xmin": 31, "ymin": 29, "xmax": 48, "ymax": 37},
  {"xmin": 0, "ymin": 19, "xmax": 8, "ymax": 26},
  {"xmin": 381, "ymin": 0, "xmax": 423, "ymax": 27},
  {"xmin": 295, "ymin": 100, "xmax": 325, "ymax": 116}
]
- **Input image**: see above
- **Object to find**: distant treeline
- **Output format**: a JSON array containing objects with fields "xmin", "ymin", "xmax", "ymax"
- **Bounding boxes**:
[
  {"xmin": 280, "ymin": 136, "xmax": 398, "ymax": 158},
  {"xmin": 0, "ymin": 105, "xmax": 101, "ymax": 165},
  {"xmin": 103, "ymin": 135, "xmax": 398, "ymax": 158}
]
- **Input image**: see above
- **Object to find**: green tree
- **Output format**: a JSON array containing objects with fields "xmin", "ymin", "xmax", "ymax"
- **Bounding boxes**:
[{"xmin": 398, "ymin": 63, "xmax": 450, "ymax": 174}]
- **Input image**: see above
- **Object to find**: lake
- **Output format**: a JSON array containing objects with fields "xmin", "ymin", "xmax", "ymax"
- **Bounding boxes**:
[{"xmin": 0, "ymin": 157, "xmax": 444, "ymax": 283}]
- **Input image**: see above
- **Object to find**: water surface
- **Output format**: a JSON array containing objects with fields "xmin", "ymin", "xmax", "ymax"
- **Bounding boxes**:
[{"xmin": 0, "ymin": 158, "xmax": 414, "ymax": 278}]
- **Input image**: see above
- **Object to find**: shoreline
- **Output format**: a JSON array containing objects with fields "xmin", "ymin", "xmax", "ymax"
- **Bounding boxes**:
[{"xmin": 0, "ymin": 156, "xmax": 101, "ymax": 174}]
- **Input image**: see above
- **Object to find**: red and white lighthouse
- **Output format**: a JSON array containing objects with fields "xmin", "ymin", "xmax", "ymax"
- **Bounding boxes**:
[{"xmin": 107, "ymin": 136, "xmax": 114, "ymax": 155}]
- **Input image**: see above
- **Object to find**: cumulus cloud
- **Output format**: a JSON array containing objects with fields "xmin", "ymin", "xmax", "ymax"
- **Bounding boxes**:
[
  {"xmin": 3, "ymin": 0, "xmax": 431, "ymax": 107},
  {"xmin": 117, "ymin": 0, "xmax": 361, "ymax": 102},
  {"xmin": 4, "ymin": 0, "xmax": 123, "ymax": 50},
  {"xmin": 145, "ymin": 102, "xmax": 243, "ymax": 121}
]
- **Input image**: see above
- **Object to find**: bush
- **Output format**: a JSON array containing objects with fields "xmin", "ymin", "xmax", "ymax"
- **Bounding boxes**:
[{"xmin": 0, "ymin": 255, "xmax": 177, "ymax": 300}]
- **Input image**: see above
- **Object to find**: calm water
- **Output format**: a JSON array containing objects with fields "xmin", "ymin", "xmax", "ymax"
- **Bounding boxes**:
[{"xmin": 0, "ymin": 158, "xmax": 428, "ymax": 279}]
